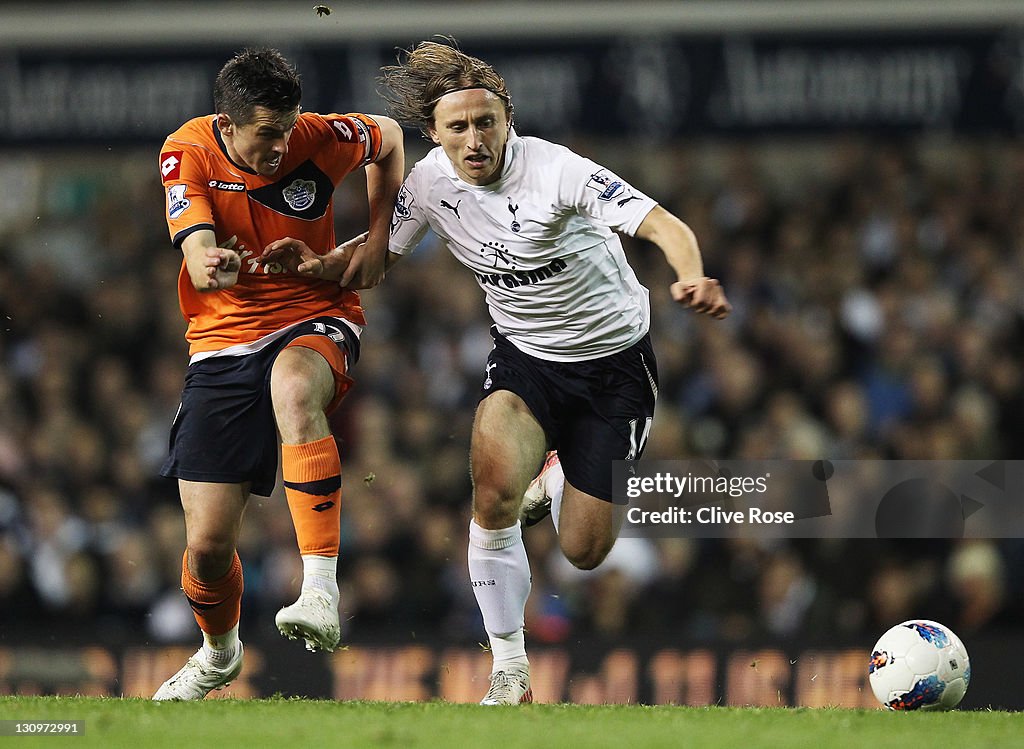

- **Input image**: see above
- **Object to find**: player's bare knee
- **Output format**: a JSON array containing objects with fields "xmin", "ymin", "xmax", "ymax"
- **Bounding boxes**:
[
  {"xmin": 561, "ymin": 538, "xmax": 613, "ymax": 571},
  {"xmin": 186, "ymin": 541, "xmax": 235, "ymax": 580},
  {"xmin": 274, "ymin": 398, "xmax": 319, "ymax": 438},
  {"xmin": 563, "ymin": 548, "xmax": 607, "ymax": 571},
  {"xmin": 472, "ymin": 502, "xmax": 520, "ymax": 528},
  {"xmin": 471, "ymin": 485, "xmax": 521, "ymax": 528},
  {"xmin": 271, "ymin": 368, "xmax": 319, "ymax": 413},
  {"xmin": 271, "ymin": 372, "xmax": 326, "ymax": 439}
]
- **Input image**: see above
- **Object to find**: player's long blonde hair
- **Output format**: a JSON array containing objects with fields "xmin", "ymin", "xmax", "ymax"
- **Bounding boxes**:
[{"xmin": 378, "ymin": 39, "xmax": 513, "ymax": 136}]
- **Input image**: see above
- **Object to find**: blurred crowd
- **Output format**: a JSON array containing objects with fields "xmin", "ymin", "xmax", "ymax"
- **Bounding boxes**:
[{"xmin": 0, "ymin": 133, "xmax": 1022, "ymax": 649}]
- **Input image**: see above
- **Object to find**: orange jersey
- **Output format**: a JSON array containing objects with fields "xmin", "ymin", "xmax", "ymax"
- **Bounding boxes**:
[{"xmin": 159, "ymin": 112, "xmax": 383, "ymax": 355}]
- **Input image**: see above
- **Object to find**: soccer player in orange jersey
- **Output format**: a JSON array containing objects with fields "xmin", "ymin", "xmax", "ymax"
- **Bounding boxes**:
[{"xmin": 152, "ymin": 48, "xmax": 404, "ymax": 700}]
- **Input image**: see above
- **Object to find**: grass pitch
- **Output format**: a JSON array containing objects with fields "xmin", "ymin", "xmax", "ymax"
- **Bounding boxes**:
[{"xmin": 0, "ymin": 697, "xmax": 1018, "ymax": 749}]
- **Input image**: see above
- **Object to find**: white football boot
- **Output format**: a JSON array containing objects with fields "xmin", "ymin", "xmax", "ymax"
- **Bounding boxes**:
[
  {"xmin": 275, "ymin": 587, "xmax": 341, "ymax": 652},
  {"xmin": 480, "ymin": 664, "xmax": 533, "ymax": 705},
  {"xmin": 153, "ymin": 643, "xmax": 244, "ymax": 701},
  {"xmin": 520, "ymin": 451, "xmax": 562, "ymax": 527}
]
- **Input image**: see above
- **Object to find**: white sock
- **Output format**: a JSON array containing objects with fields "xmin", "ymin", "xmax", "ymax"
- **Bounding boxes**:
[
  {"xmin": 489, "ymin": 629, "xmax": 528, "ymax": 670},
  {"xmin": 468, "ymin": 519, "xmax": 531, "ymax": 667},
  {"xmin": 548, "ymin": 463, "xmax": 565, "ymax": 534},
  {"xmin": 203, "ymin": 623, "xmax": 240, "ymax": 665},
  {"xmin": 301, "ymin": 554, "xmax": 339, "ymax": 601}
]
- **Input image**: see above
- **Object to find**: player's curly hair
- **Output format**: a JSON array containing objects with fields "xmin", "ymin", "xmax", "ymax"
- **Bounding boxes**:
[
  {"xmin": 378, "ymin": 38, "xmax": 513, "ymax": 136},
  {"xmin": 214, "ymin": 47, "xmax": 302, "ymax": 124}
]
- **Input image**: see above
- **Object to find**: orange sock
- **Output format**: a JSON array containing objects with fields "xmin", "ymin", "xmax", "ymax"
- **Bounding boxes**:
[
  {"xmin": 181, "ymin": 550, "xmax": 243, "ymax": 636},
  {"xmin": 282, "ymin": 435, "xmax": 342, "ymax": 556}
]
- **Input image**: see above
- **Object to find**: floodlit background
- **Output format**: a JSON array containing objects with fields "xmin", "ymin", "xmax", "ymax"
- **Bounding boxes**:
[{"xmin": 1, "ymin": 0, "xmax": 1023, "ymax": 706}]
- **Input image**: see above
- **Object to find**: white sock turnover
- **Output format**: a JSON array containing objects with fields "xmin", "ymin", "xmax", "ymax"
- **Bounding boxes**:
[
  {"xmin": 203, "ymin": 623, "xmax": 240, "ymax": 666},
  {"xmin": 301, "ymin": 554, "xmax": 339, "ymax": 600}
]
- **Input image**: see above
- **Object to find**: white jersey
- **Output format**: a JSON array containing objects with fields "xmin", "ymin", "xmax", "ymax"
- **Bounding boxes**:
[{"xmin": 388, "ymin": 130, "xmax": 657, "ymax": 362}]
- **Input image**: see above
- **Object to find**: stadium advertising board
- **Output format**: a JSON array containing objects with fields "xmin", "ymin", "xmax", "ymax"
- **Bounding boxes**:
[
  {"xmin": 1, "ymin": 30, "xmax": 1022, "ymax": 145},
  {"xmin": 0, "ymin": 636, "xmax": 1018, "ymax": 709}
]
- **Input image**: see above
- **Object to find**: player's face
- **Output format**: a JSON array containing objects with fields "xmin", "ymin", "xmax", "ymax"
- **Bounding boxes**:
[
  {"xmin": 429, "ymin": 89, "xmax": 510, "ymax": 186},
  {"xmin": 218, "ymin": 106, "xmax": 298, "ymax": 177}
]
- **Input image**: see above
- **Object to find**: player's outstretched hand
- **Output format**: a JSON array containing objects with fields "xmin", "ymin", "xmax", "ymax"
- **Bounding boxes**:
[
  {"xmin": 337, "ymin": 233, "xmax": 384, "ymax": 289},
  {"xmin": 260, "ymin": 237, "xmax": 326, "ymax": 277},
  {"xmin": 671, "ymin": 277, "xmax": 731, "ymax": 319},
  {"xmin": 205, "ymin": 235, "xmax": 241, "ymax": 289}
]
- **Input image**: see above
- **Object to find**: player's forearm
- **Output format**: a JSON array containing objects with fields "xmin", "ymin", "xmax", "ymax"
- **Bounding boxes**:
[
  {"xmin": 364, "ymin": 118, "xmax": 406, "ymax": 250},
  {"xmin": 316, "ymin": 243, "xmax": 359, "ymax": 282},
  {"xmin": 311, "ymin": 248, "xmax": 345, "ymax": 281},
  {"xmin": 181, "ymin": 230, "xmax": 232, "ymax": 291},
  {"xmin": 635, "ymin": 206, "xmax": 705, "ymax": 283}
]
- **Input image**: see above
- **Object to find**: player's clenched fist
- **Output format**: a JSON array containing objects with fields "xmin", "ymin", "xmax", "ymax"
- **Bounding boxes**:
[
  {"xmin": 202, "ymin": 235, "xmax": 241, "ymax": 290},
  {"xmin": 671, "ymin": 278, "xmax": 731, "ymax": 319}
]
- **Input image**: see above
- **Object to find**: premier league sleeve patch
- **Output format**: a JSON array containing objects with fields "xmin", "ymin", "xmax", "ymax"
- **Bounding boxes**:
[
  {"xmin": 390, "ymin": 184, "xmax": 415, "ymax": 233},
  {"xmin": 586, "ymin": 170, "xmax": 625, "ymax": 202},
  {"xmin": 167, "ymin": 184, "xmax": 191, "ymax": 219}
]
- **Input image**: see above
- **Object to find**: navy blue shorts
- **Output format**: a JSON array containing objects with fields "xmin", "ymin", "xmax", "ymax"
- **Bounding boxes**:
[
  {"xmin": 161, "ymin": 317, "xmax": 360, "ymax": 497},
  {"xmin": 480, "ymin": 327, "xmax": 658, "ymax": 501}
]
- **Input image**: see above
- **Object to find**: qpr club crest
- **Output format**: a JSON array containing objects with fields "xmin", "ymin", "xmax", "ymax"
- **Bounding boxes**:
[{"xmin": 282, "ymin": 179, "xmax": 317, "ymax": 211}]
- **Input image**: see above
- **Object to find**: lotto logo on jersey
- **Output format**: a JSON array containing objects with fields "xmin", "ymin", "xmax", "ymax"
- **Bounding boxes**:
[
  {"xmin": 208, "ymin": 179, "xmax": 246, "ymax": 192},
  {"xmin": 167, "ymin": 184, "xmax": 191, "ymax": 219},
  {"xmin": 160, "ymin": 150, "xmax": 183, "ymax": 182}
]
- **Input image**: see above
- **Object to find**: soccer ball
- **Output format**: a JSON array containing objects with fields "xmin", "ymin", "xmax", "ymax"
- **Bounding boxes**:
[{"xmin": 868, "ymin": 619, "xmax": 970, "ymax": 710}]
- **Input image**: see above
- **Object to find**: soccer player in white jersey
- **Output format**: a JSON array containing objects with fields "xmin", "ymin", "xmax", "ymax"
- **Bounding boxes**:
[
  {"xmin": 382, "ymin": 40, "xmax": 730, "ymax": 705},
  {"xmin": 266, "ymin": 40, "xmax": 730, "ymax": 705}
]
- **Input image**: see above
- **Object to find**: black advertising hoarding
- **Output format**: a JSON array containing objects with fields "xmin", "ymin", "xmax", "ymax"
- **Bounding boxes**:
[
  {"xmin": 0, "ymin": 635, "xmax": 1019, "ymax": 710},
  {"xmin": 1, "ymin": 30, "xmax": 1023, "ymax": 146}
]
